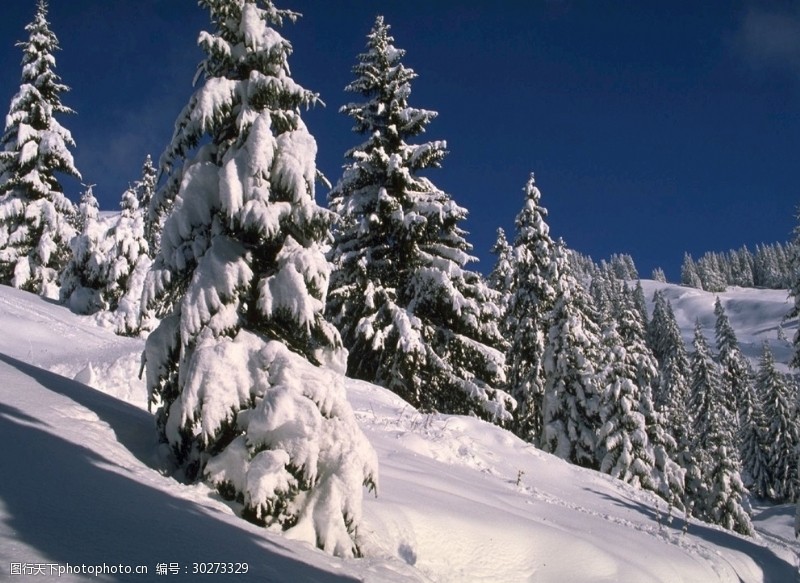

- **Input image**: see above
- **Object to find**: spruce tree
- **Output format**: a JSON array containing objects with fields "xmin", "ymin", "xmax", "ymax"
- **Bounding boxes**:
[
  {"xmin": 758, "ymin": 342, "xmax": 800, "ymax": 502},
  {"xmin": 59, "ymin": 185, "xmax": 108, "ymax": 313},
  {"xmin": 687, "ymin": 322, "xmax": 752, "ymax": 534},
  {"xmin": 132, "ymin": 154, "xmax": 158, "ymax": 256},
  {"xmin": 487, "ymin": 227, "xmax": 514, "ymax": 317},
  {"xmin": 326, "ymin": 16, "xmax": 512, "ymax": 423},
  {"xmin": 141, "ymin": 0, "xmax": 377, "ymax": 557},
  {"xmin": 0, "ymin": 0, "xmax": 80, "ymax": 297},
  {"xmin": 714, "ymin": 297, "xmax": 751, "ymax": 431},
  {"xmin": 738, "ymin": 375, "xmax": 771, "ymax": 499},
  {"xmin": 541, "ymin": 243, "xmax": 602, "ymax": 468},
  {"xmin": 503, "ymin": 175, "xmax": 559, "ymax": 443}
]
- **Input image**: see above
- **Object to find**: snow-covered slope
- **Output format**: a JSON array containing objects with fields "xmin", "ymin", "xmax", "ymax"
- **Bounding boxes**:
[{"xmin": 0, "ymin": 282, "xmax": 798, "ymax": 582}]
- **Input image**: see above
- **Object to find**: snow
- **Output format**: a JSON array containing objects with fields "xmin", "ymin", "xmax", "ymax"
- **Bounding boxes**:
[{"xmin": 1, "ymin": 281, "xmax": 799, "ymax": 581}]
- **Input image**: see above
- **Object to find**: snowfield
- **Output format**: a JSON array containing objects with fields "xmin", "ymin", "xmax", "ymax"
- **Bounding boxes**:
[{"xmin": 1, "ymin": 281, "xmax": 798, "ymax": 582}]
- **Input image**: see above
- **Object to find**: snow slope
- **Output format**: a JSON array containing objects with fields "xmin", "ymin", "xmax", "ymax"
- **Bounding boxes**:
[{"xmin": 0, "ymin": 282, "xmax": 798, "ymax": 582}]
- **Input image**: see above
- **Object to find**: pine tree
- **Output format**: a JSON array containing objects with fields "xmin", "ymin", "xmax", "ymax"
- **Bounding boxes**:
[
  {"xmin": 541, "ymin": 243, "xmax": 602, "ymax": 468},
  {"xmin": 687, "ymin": 322, "xmax": 752, "ymax": 534},
  {"xmin": 0, "ymin": 0, "xmax": 80, "ymax": 297},
  {"xmin": 596, "ymin": 310, "xmax": 657, "ymax": 491},
  {"xmin": 681, "ymin": 253, "xmax": 702, "ymax": 289},
  {"xmin": 714, "ymin": 297, "xmax": 751, "ymax": 431},
  {"xmin": 738, "ymin": 374, "xmax": 771, "ymax": 499},
  {"xmin": 758, "ymin": 342, "xmax": 800, "ymax": 502},
  {"xmin": 107, "ymin": 183, "xmax": 152, "ymax": 335},
  {"xmin": 503, "ymin": 175, "xmax": 559, "ymax": 443},
  {"xmin": 59, "ymin": 185, "xmax": 108, "ymax": 313},
  {"xmin": 651, "ymin": 267, "xmax": 667, "ymax": 283},
  {"xmin": 487, "ymin": 227, "xmax": 514, "ymax": 316},
  {"xmin": 141, "ymin": 0, "xmax": 377, "ymax": 557},
  {"xmin": 326, "ymin": 16, "xmax": 512, "ymax": 424},
  {"xmin": 132, "ymin": 154, "xmax": 158, "ymax": 256}
]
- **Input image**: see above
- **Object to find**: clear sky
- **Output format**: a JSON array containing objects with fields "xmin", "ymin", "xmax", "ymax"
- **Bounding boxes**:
[{"xmin": 1, "ymin": 1, "xmax": 799, "ymax": 282}]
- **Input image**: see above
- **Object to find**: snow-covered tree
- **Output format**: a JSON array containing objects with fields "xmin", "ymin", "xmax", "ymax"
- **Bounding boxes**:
[
  {"xmin": 714, "ymin": 297, "xmax": 751, "ymax": 431},
  {"xmin": 59, "ymin": 185, "xmax": 108, "ymax": 313},
  {"xmin": 680, "ymin": 253, "xmax": 702, "ymax": 289},
  {"xmin": 107, "ymin": 184, "xmax": 152, "ymax": 335},
  {"xmin": 141, "ymin": 0, "xmax": 377, "ymax": 557},
  {"xmin": 651, "ymin": 267, "xmax": 667, "ymax": 283},
  {"xmin": 487, "ymin": 227, "xmax": 514, "ymax": 316},
  {"xmin": 687, "ymin": 322, "xmax": 752, "ymax": 534},
  {"xmin": 503, "ymin": 175, "xmax": 559, "ymax": 443},
  {"xmin": 758, "ymin": 342, "xmax": 800, "ymax": 502},
  {"xmin": 738, "ymin": 374, "xmax": 771, "ymax": 499},
  {"xmin": 541, "ymin": 243, "xmax": 602, "ymax": 468},
  {"xmin": 0, "ymin": 0, "xmax": 80, "ymax": 297},
  {"xmin": 596, "ymin": 315, "xmax": 657, "ymax": 491},
  {"xmin": 131, "ymin": 154, "xmax": 158, "ymax": 256},
  {"xmin": 326, "ymin": 16, "xmax": 512, "ymax": 424}
]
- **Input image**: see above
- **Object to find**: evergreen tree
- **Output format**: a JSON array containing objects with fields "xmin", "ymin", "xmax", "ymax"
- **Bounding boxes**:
[
  {"xmin": 0, "ymin": 0, "xmax": 80, "ymax": 297},
  {"xmin": 487, "ymin": 227, "xmax": 514, "ymax": 317},
  {"xmin": 596, "ymin": 311, "xmax": 657, "ymax": 491},
  {"xmin": 326, "ymin": 16, "xmax": 512, "ymax": 423},
  {"xmin": 503, "ymin": 175, "xmax": 559, "ymax": 443},
  {"xmin": 758, "ymin": 342, "xmax": 800, "ymax": 502},
  {"xmin": 107, "ymin": 184, "xmax": 152, "ymax": 335},
  {"xmin": 651, "ymin": 267, "xmax": 667, "ymax": 283},
  {"xmin": 680, "ymin": 253, "xmax": 702, "ymax": 289},
  {"xmin": 59, "ymin": 185, "xmax": 108, "ymax": 313},
  {"xmin": 133, "ymin": 154, "xmax": 158, "ymax": 256},
  {"xmin": 687, "ymin": 322, "xmax": 752, "ymax": 534},
  {"xmin": 141, "ymin": 0, "xmax": 377, "ymax": 557},
  {"xmin": 738, "ymin": 374, "xmax": 771, "ymax": 499},
  {"xmin": 541, "ymin": 243, "xmax": 602, "ymax": 468},
  {"xmin": 714, "ymin": 297, "xmax": 751, "ymax": 431}
]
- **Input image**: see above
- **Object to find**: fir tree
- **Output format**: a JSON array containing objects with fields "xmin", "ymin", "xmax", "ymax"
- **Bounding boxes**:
[
  {"xmin": 59, "ymin": 185, "xmax": 108, "ymax": 313},
  {"xmin": 738, "ymin": 374, "xmax": 771, "ymax": 499},
  {"xmin": 714, "ymin": 297, "xmax": 751, "ymax": 431},
  {"xmin": 687, "ymin": 322, "xmax": 752, "ymax": 534},
  {"xmin": 326, "ymin": 16, "xmax": 512, "ymax": 424},
  {"xmin": 541, "ymin": 243, "xmax": 602, "ymax": 468},
  {"xmin": 0, "ymin": 0, "xmax": 80, "ymax": 297},
  {"xmin": 651, "ymin": 267, "xmax": 667, "ymax": 283},
  {"xmin": 487, "ymin": 227, "xmax": 514, "ymax": 316},
  {"xmin": 758, "ymin": 342, "xmax": 800, "ymax": 502},
  {"xmin": 132, "ymin": 154, "xmax": 158, "ymax": 256},
  {"xmin": 141, "ymin": 0, "xmax": 377, "ymax": 557},
  {"xmin": 503, "ymin": 175, "xmax": 559, "ymax": 443}
]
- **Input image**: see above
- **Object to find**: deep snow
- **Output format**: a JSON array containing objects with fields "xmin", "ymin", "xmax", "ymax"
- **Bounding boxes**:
[{"xmin": 0, "ymin": 281, "xmax": 798, "ymax": 582}]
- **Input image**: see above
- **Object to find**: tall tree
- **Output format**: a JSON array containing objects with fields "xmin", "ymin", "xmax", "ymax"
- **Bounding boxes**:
[
  {"xmin": 487, "ymin": 226, "xmax": 514, "ymax": 317},
  {"xmin": 326, "ymin": 16, "xmax": 512, "ymax": 423},
  {"xmin": 541, "ymin": 243, "xmax": 602, "ymax": 468},
  {"xmin": 687, "ymin": 322, "xmax": 752, "ymax": 534},
  {"xmin": 503, "ymin": 175, "xmax": 559, "ymax": 443},
  {"xmin": 0, "ymin": 0, "xmax": 80, "ymax": 297},
  {"xmin": 714, "ymin": 297, "xmax": 751, "ymax": 431},
  {"xmin": 141, "ymin": 0, "xmax": 377, "ymax": 557},
  {"xmin": 758, "ymin": 342, "xmax": 800, "ymax": 502}
]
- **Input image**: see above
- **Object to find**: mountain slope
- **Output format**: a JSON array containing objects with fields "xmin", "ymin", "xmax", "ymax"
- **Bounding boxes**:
[{"xmin": 0, "ymin": 282, "xmax": 798, "ymax": 582}]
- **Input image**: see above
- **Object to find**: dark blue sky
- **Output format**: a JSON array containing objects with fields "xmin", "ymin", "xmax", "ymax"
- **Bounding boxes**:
[{"xmin": 2, "ymin": 1, "xmax": 799, "ymax": 281}]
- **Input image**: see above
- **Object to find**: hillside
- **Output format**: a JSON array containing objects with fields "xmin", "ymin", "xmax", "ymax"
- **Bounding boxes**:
[{"xmin": 0, "ymin": 282, "xmax": 798, "ymax": 582}]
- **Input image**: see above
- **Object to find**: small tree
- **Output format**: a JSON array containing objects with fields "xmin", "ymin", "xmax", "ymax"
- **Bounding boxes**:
[
  {"xmin": 141, "ymin": 0, "xmax": 377, "ymax": 556},
  {"xmin": 0, "ymin": 0, "xmax": 80, "ymax": 297}
]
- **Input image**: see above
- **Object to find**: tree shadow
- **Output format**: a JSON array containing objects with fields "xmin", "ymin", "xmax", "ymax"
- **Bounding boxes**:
[
  {"xmin": 0, "ymin": 354, "xmax": 358, "ymax": 582},
  {"xmin": 587, "ymin": 487, "xmax": 798, "ymax": 583}
]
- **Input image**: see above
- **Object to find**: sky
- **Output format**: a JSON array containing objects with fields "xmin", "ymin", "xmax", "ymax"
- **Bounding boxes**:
[{"xmin": 1, "ymin": 1, "xmax": 799, "ymax": 282}]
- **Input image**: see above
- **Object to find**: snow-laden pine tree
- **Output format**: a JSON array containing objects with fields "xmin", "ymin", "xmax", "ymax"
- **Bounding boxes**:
[
  {"xmin": 59, "ymin": 186, "xmax": 109, "ymax": 313},
  {"xmin": 503, "ymin": 175, "xmax": 559, "ymax": 443},
  {"xmin": 107, "ymin": 184, "xmax": 152, "ymax": 335},
  {"xmin": 687, "ymin": 322, "xmax": 752, "ymax": 534},
  {"xmin": 738, "ymin": 372, "xmax": 771, "ymax": 499},
  {"xmin": 714, "ymin": 297, "xmax": 750, "ymax": 429},
  {"xmin": 487, "ymin": 227, "xmax": 514, "ymax": 317},
  {"xmin": 541, "ymin": 242, "xmax": 602, "ymax": 468},
  {"xmin": 326, "ymin": 16, "xmax": 512, "ymax": 423},
  {"xmin": 141, "ymin": 0, "xmax": 377, "ymax": 557},
  {"xmin": 651, "ymin": 267, "xmax": 667, "ymax": 283},
  {"xmin": 132, "ymin": 154, "xmax": 158, "ymax": 256},
  {"xmin": 0, "ymin": 0, "xmax": 80, "ymax": 297},
  {"xmin": 758, "ymin": 341, "xmax": 800, "ymax": 502},
  {"xmin": 596, "ymin": 314, "xmax": 657, "ymax": 490},
  {"xmin": 598, "ymin": 292, "xmax": 685, "ymax": 506}
]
